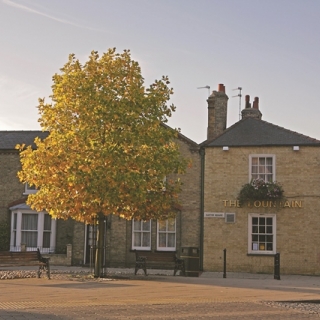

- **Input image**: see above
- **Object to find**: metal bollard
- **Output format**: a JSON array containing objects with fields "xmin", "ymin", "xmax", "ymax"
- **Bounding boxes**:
[
  {"xmin": 274, "ymin": 252, "xmax": 280, "ymax": 280},
  {"xmin": 223, "ymin": 248, "xmax": 227, "ymax": 278}
]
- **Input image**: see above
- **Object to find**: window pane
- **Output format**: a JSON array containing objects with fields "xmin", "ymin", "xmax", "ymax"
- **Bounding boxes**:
[
  {"xmin": 267, "ymin": 243, "xmax": 273, "ymax": 250},
  {"xmin": 13, "ymin": 213, "xmax": 17, "ymax": 230},
  {"xmin": 158, "ymin": 220, "xmax": 166, "ymax": 231},
  {"xmin": 252, "ymin": 226, "xmax": 258, "ymax": 233},
  {"xmin": 266, "ymin": 226, "xmax": 273, "ymax": 233},
  {"xmin": 259, "ymin": 158, "xmax": 265, "ymax": 165},
  {"xmin": 266, "ymin": 218, "xmax": 273, "ymax": 225},
  {"xmin": 21, "ymin": 231, "xmax": 37, "ymax": 247},
  {"xmin": 259, "ymin": 217, "xmax": 265, "ymax": 225},
  {"xmin": 266, "ymin": 175, "xmax": 273, "ymax": 182},
  {"xmin": 259, "ymin": 235, "xmax": 266, "ymax": 242},
  {"xmin": 252, "ymin": 217, "xmax": 258, "ymax": 225},
  {"xmin": 133, "ymin": 220, "xmax": 141, "ymax": 231},
  {"xmin": 43, "ymin": 232, "xmax": 50, "ymax": 248},
  {"xmin": 167, "ymin": 219, "xmax": 175, "ymax": 231},
  {"xmin": 266, "ymin": 235, "xmax": 273, "ymax": 242},
  {"xmin": 44, "ymin": 215, "xmax": 51, "ymax": 231},
  {"xmin": 259, "ymin": 243, "xmax": 266, "ymax": 250},
  {"xmin": 134, "ymin": 233, "xmax": 141, "ymax": 247},
  {"xmin": 158, "ymin": 234, "xmax": 166, "ymax": 247},
  {"xmin": 266, "ymin": 158, "xmax": 273, "ymax": 166},
  {"xmin": 251, "ymin": 158, "xmax": 258, "ymax": 165},
  {"xmin": 266, "ymin": 165, "xmax": 273, "ymax": 174},
  {"xmin": 22, "ymin": 214, "xmax": 38, "ymax": 230},
  {"xmin": 142, "ymin": 233, "xmax": 150, "ymax": 247},
  {"xmin": 259, "ymin": 226, "xmax": 265, "ymax": 233},
  {"xmin": 167, "ymin": 234, "xmax": 175, "ymax": 247},
  {"xmin": 142, "ymin": 221, "xmax": 150, "ymax": 231}
]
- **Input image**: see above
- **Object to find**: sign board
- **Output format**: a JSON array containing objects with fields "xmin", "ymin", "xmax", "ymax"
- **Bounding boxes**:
[{"xmin": 204, "ymin": 212, "xmax": 225, "ymax": 218}]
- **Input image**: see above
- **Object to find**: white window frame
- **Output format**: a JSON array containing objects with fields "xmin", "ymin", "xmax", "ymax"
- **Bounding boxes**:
[
  {"xmin": 23, "ymin": 183, "xmax": 38, "ymax": 195},
  {"xmin": 10, "ymin": 209, "xmax": 56, "ymax": 253},
  {"xmin": 157, "ymin": 218, "xmax": 176, "ymax": 251},
  {"xmin": 248, "ymin": 213, "xmax": 276, "ymax": 255},
  {"xmin": 249, "ymin": 154, "xmax": 276, "ymax": 182},
  {"xmin": 132, "ymin": 219, "xmax": 151, "ymax": 251}
]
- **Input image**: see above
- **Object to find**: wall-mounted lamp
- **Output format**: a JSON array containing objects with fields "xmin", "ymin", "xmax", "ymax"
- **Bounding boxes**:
[
  {"xmin": 293, "ymin": 146, "xmax": 299, "ymax": 151},
  {"xmin": 222, "ymin": 146, "xmax": 229, "ymax": 151}
]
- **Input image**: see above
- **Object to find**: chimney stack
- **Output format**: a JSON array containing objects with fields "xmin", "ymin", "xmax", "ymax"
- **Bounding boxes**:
[
  {"xmin": 241, "ymin": 95, "xmax": 262, "ymax": 120},
  {"xmin": 207, "ymin": 84, "xmax": 228, "ymax": 140}
]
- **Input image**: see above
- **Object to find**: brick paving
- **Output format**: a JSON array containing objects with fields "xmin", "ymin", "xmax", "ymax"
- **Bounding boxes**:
[{"xmin": 0, "ymin": 269, "xmax": 320, "ymax": 319}]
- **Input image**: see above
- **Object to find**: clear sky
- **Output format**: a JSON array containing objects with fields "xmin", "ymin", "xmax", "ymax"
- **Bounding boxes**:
[{"xmin": 1, "ymin": 0, "xmax": 319, "ymax": 143}]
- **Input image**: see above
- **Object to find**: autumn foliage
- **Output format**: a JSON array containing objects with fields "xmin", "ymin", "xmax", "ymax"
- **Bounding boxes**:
[{"xmin": 17, "ymin": 49, "xmax": 188, "ymax": 223}]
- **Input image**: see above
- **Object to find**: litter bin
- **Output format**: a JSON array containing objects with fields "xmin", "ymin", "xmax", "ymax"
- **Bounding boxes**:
[{"xmin": 180, "ymin": 247, "xmax": 200, "ymax": 277}]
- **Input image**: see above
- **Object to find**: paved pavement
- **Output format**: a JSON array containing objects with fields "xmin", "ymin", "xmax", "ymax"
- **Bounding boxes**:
[{"xmin": 1, "ymin": 266, "xmax": 320, "ymax": 319}]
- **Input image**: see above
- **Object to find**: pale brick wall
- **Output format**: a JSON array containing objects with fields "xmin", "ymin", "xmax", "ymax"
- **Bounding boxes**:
[
  {"xmin": 0, "ymin": 152, "xmax": 25, "ymax": 215},
  {"xmin": 0, "ymin": 152, "xmax": 26, "ymax": 249},
  {"xmin": 203, "ymin": 145, "xmax": 320, "ymax": 275},
  {"xmin": 175, "ymin": 137, "xmax": 201, "ymax": 249}
]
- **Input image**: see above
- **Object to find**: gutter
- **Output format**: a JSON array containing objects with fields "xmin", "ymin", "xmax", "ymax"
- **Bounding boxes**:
[{"xmin": 199, "ymin": 146, "xmax": 205, "ymax": 271}]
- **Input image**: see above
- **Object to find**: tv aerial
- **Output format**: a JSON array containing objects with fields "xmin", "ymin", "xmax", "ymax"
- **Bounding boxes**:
[
  {"xmin": 232, "ymin": 87, "xmax": 242, "ymax": 120},
  {"xmin": 197, "ymin": 85, "xmax": 210, "ymax": 97}
]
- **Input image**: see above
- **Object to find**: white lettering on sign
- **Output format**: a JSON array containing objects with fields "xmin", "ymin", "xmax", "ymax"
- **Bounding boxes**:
[{"xmin": 204, "ymin": 212, "xmax": 225, "ymax": 218}]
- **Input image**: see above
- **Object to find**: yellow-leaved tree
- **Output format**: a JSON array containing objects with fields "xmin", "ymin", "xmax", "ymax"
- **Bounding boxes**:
[{"xmin": 17, "ymin": 49, "xmax": 188, "ymax": 276}]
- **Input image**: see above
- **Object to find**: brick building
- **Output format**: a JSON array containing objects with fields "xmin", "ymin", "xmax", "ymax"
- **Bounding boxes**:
[
  {"xmin": 201, "ymin": 84, "xmax": 320, "ymax": 275},
  {"xmin": 0, "ymin": 130, "xmax": 201, "ymax": 268},
  {"xmin": 2, "ymin": 83, "xmax": 319, "ymax": 275}
]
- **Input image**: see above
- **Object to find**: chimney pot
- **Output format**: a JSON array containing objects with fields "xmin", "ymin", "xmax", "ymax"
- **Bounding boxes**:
[
  {"xmin": 218, "ymin": 84, "xmax": 225, "ymax": 93},
  {"xmin": 245, "ymin": 95, "xmax": 251, "ymax": 108},
  {"xmin": 253, "ymin": 97, "xmax": 259, "ymax": 109}
]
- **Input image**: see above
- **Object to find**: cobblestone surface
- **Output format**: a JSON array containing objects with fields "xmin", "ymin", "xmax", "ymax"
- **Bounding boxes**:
[
  {"xmin": 0, "ymin": 269, "xmax": 92, "ymax": 280},
  {"xmin": 0, "ymin": 302, "xmax": 318, "ymax": 319},
  {"xmin": 265, "ymin": 301, "xmax": 320, "ymax": 317},
  {"xmin": 1, "ymin": 269, "xmax": 320, "ymax": 319},
  {"xmin": 0, "ymin": 268, "xmax": 169, "ymax": 280}
]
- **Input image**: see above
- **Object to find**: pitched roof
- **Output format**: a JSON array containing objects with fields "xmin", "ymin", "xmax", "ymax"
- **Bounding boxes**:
[
  {"xmin": 202, "ymin": 118, "xmax": 320, "ymax": 147},
  {"xmin": 161, "ymin": 123, "xmax": 199, "ymax": 149},
  {"xmin": 0, "ymin": 131, "xmax": 48, "ymax": 150}
]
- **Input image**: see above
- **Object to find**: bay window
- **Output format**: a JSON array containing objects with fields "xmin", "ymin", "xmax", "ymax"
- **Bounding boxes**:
[{"xmin": 10, "ymin": 204, "xmax": 56, "ymax": 253}]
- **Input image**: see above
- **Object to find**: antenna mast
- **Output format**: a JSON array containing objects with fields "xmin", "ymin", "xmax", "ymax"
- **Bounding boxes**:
[
  {"xmin": 197, "ymin": 85, "xmax": 210, "ymax": 97},
  {"xmin": 232, "ymin": 87, "xmax": 242, "ymax": 120}
]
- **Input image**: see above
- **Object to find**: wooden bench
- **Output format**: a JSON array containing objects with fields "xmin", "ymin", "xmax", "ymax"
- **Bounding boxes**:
[
  {"xmin": 0, "ymin": 249, "xmax": 50, "ymax": 279},
  {"xmin": 134, "ymin": 250, "xmax": 185, "ymax": 276}
]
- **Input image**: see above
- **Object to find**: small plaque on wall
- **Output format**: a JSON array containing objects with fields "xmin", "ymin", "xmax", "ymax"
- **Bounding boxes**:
[{"xmin": 204, "ymin": 212, "xmax": 225, "ymax": 218}]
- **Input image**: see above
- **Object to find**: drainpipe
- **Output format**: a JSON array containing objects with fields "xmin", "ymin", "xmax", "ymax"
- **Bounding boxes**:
[{"xmin": 199, "ymin": 146, "xmax": 205, "ymax": 271}]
